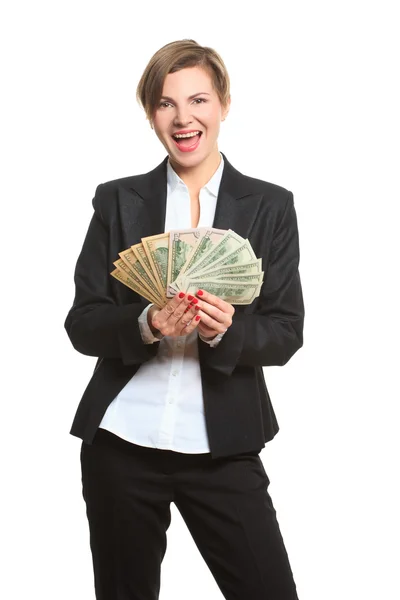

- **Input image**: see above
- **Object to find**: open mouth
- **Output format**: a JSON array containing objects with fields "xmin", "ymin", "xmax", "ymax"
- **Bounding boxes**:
[{"xmin": 171, "ymin": 131, "xmax": 203, "ymax": 151}]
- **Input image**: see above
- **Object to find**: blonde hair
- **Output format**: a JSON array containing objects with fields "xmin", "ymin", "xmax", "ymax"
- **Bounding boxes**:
[{"xmin": 136, "ymin": 39, "xmax": 230, "ymax": 123}]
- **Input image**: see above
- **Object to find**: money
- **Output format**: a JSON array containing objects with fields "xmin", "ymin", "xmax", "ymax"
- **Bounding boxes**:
[
  {"xmin": 118, "ymin": 248, "xmax": 164, "ymax": 305},
  {"xmin": 111, "ymin": 228, "xmax": 264, "ymax": 305},
  {"xmin": 167, "ymin": 228, "xmax": 207, "ymax": 297},
  {"xmin": 110, "ymin": 268, "xmax": 164, "ymax": 308},
  {"xmin": 183, "ymin": 280, "xmax": 262, "ymax": 305},
  {"xmin": 192, "ymin": 258, "xmax": 262, "ymax": 280},
  {"xmin": 174, "ymin": 227, "xmax": 227, "ymax": 289},
  {"xmin": 141, "ymin": 233, "xmax": 169, "ymax": 298}
]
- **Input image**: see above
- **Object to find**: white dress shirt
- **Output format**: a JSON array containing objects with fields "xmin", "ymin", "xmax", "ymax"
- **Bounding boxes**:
[{"xmin": 99, "ymin": 153, "xmax": 226, "ymax": 453}]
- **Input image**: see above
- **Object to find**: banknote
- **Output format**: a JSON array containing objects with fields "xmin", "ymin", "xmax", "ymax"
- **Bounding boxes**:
[
  {"xmin": 110, "ymin": 268, "xmax": 164, "ymax": 307},
  {"xmin": 182, "ymin": 279, "xmax": 262, "ymax": 304},
  {"xmin": 167, "ymin": 228, "xmax": 206, "ymax": 297},
  {"xmin": 181, "ymin": 272, "xmax": 264, "ymax": 290},
  {"xmin": 182, "ymin": 230, "xmax": 245, "ymax": 280},
  {"xmin": 141, "ymin": 233, "xmax": 169, "ymax": 297},
  {"xmin": 111, "ymin": 229, "xmax": 264, "ymax": 306},
  {"xmin": 173, "ymin": 227, "xmax": 227, "ymax": 288},
  {"xmin": 119, "ymin": 248, "xmax": 163, "ymax": 304},
  {"xmin": 113, "ymin": 258, "xmax": 162, "ymax": 306},
  {"xmin": 190, "ymin": 258, "xmax": 262, "ymax": 280},
  {"xmin": 196, "ymin": 240, "xmax": 257, "ymax": 275}
]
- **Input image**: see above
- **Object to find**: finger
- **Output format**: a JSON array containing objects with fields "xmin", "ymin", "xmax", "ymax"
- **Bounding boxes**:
[
  {"xmin": 152, "ymin": 292, "xmax": 187, "ymax": 331},
  {"xmin": 194, "ymin": 299, "xmax": 233, "ymax": 328},
  {"xmin": 166, "ymin": 293, "xmax": 195, "ymax": 324},
  {"xmin": 183, "ymin": 296, "xmax": 199, "ymax": 314},
  {"xmin": 177, "ymin": 302, "xmax": 199, "ymax": 330},
  {"xmin": 195, "ymin": 289, "xmax": 230, "ymax": 311},
  {"xmin": 195, "ymin": 308, "xmax": 228, "ymax": 334},
  {"xmin": 197, "ymin": 322, "xmax": 218, "ymax": 338},
  {"xmin": 180, "ymin": 313, "xmax": 201, "ymax": 336},
  {"xmin": 196, "ymin": 289, "xmax": 234, "ymax": 317}
]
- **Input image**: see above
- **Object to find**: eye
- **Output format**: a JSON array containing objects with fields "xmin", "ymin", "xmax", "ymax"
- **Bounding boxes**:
[
  {"xmin": 159, "ymin": 101, "xmax": 172, "ymax": 108},
  {"xmin": 193, "ymin": 98, "xmax": 207, "ymax": 104}
]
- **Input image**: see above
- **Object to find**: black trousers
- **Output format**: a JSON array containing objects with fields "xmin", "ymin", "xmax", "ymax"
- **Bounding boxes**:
[{"xmin": 80, "ymin": 428, "xmax": 299, "ymax": 600}]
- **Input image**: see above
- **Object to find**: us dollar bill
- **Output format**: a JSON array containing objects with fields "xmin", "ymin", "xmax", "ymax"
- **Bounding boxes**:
[
  {"xmin": 182, "ymin": 279, "xmax": 262, "ymax": 304},
  {"xmin": 167, "ymin": 228, "xmax": 206, "ymax": 296},
  {"xmin": 141, "ymin": 233, "xmax": 170, "ymax": 297},
  {"xmin": 195, "ymin": 240, "xmax": 257, "ymax": 275},
  {"xmin": 182, "ymin": 272, "xmax": 264, "ymax": 289},
  {"xmin": 119, "ymin": 248, "xmax": 164, "ymax": 304},
  {"xmin": 173, "ymin": 227, "xmax": 227, "ymax": 288},
  {"xmin": 113, "ymin": 258, "xmax": 162, "ymax": 306},
  {"xmin": 110, "ymin": 268, "xmax": 164, "ymax": 307},
  {"xmin": 192, "ymin": 258, "xmax": 262, "ymax": 280},
  {"xmin": 183, "ymin": 230, "xmax": 245, "ymax": 279}
]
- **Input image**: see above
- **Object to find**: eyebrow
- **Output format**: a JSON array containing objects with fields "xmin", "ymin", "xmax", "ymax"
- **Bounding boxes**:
[{"xmin": 160, "ymin": 92, "xmax": 211, "ymax": 101}]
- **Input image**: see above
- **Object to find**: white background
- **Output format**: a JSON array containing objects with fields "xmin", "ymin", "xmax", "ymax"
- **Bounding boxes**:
[{"xmin": 2, "ymin": 1, "xmax": 399, "ymax": 598}]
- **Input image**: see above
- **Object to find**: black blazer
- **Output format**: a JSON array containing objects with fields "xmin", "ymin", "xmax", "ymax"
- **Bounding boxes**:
[{"xmin": 64, "ymin": 152, "xmax": 304, "ymax": 459}]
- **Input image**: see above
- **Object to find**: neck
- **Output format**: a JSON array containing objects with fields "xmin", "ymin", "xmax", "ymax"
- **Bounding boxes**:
[{"xmin": 169, "ymin": 147, "xmax": 221, "ymax": 192}]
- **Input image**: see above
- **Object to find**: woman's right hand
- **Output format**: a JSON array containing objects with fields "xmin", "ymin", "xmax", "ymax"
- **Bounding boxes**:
[{"xmin": 147, "ymin": 293, "xmax": 201, "ymax": 338}]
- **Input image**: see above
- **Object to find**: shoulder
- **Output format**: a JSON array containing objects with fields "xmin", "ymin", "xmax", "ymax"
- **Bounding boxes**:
[
  {"xmin": 224, "ymin": 157, "xmax": 294, "ymax": 217},
  {"xmin": 243, "ymin": 172, "xmax": 292, "ymax": 202},
  {"xmin": 90, "ymin": 159, "xmax": 166, "ymax": 222}
]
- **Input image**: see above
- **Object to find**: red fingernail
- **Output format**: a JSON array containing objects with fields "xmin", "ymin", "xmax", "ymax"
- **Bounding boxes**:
[
  {"xmin": 195, "ymin": 305, "xmax": 200, "ymax": 310},
  {"xmin": 187, "ymin": 295, "xmax": 194, "ymax": 301},
  {"xmin": 191, "ymin": 298, "xmax": 198, "ymax": 304},
  {"xmin": 195, "ymin": 315, "xmax": 201, "ymax": 321},
  {"xmin": 197, "ymin": 290, "xmax": 203, "ymax": 296},
  {"xmin": 179, "ymin": 292, "xmax": 185, "ymax": 299}
]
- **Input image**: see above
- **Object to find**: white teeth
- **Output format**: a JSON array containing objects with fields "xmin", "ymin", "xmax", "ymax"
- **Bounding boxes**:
[{"xmin": 173, "ymin": 131, "xmax": 201, "ymax": 139}]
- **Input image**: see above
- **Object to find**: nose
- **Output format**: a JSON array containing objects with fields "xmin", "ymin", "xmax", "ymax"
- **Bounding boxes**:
[{"xmin": 174, "ymin": 105, "xmax": 193, "ymax": 127}]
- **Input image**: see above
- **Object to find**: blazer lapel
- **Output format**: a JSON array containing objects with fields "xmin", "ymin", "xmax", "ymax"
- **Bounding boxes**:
[
  {"xmin": 118, "ymin": 156, "xmax": 169, "ymax": 248},
  {"xmin": 118, "ymin": 152, "xmax": 263, "ymax": 248},
  {"xmin": 213, "ymin": 152, "xmax": 264, "ymax": 240}
]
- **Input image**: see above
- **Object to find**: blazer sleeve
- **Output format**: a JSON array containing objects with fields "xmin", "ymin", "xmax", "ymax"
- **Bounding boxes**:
[
  {"xmin": 199, "ymin": 191, "xmax": 304, "ymax": 376},
  {"xmin": 64, "ymin": 184, "xmax": 160, "ymax": 365}
]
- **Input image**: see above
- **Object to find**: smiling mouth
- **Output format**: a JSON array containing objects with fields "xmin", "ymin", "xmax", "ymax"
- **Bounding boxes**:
[
  {"xmin": 172, "ymin": 131, "xmax": 202, "ymax": 140},
  {"xmin": 171, "ymin": 131, "xmax": 203, "ymax": 150}
]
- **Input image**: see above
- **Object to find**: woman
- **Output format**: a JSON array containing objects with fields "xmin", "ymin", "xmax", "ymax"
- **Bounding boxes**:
[{"xmin": 65, "ymin": 39, "xmax": 304, "ymax": 600}]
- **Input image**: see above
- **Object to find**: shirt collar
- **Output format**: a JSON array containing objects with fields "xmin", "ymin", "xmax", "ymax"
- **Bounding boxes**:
[{"xmin": 167, "ymin": 152, "xmax": 224, "ymax": 197}]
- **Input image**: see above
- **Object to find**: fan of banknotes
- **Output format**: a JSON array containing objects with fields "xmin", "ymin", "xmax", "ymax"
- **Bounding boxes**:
[{"xmin": 110, "ymin": 228, "xmax": 264, "ymax": 308}]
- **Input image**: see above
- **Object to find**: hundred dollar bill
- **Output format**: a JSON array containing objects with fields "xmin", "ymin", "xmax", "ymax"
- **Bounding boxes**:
[
  {"xmin": 131, "ymin": 243, "xmax": 164, "ymax": 298},
  {"xmin": 196, "ymin": 240, "xmax": 257, "ymax": 275},
  {"xmin": 167, "ymin": 228, "xmax": 206, "ymax": 297},
  {"xmin": 110, "ymin": 268, "xmax": 165, "ymax": 308},
  {"xmin": 173, "ymin": 227, "xmax": 227, "ymax": 289},
  {"xmin": 182, "ymin": 272, "xmax": 264, "ymax": 289},
  {"xmin": 183, "ymin": 230, "xmax": 245, "ymax": 280},
  {"xmin": 192, "ymin": 258, "xmax": 262, "ymax": 280},
  {"xmin": 113, "ymin": 258, "xmax": 162, "ymax": 306},
  {"xmin": 142, "ymin": 233, "xmax": 170, "ymax": 297},
  {"xmin": 119, "ymin": 248, "xmax": 164, "ymax": 305},
  {"xmin": 182, "ymin": 279, "xmax": 262, "ymax": 305}
]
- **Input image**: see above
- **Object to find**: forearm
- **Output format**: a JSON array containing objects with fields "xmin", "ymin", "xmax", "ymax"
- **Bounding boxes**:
[
  {"xmin": 65, "ymin": 301, "xmax": 160, "ymax": 364},
  {"xmin": 198, "ymin": 310, "xmax": 303, "ymax": 375}
]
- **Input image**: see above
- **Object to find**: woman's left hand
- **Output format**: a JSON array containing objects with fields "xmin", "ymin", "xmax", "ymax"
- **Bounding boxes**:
[{"xmin": 193, "ymin": 289, "xmax": 235, "ymax": 340}]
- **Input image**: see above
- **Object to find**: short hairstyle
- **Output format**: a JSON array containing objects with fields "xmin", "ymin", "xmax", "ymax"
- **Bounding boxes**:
[{"xmin": 136, "ymin": 39, "xmax": 230, "ymax": 123}]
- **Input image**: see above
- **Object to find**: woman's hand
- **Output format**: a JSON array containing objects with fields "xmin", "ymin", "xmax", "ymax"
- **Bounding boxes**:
[
  {"xmin": 148, "ymin": 292, "xmax": 201, "ymax": 338},
  {"xmin": 193, "ymin": 289, "xmax": 235, "ymax": 340}
]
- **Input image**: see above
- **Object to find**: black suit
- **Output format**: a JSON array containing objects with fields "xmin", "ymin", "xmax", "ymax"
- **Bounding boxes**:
[{"xmin": 65, "ymin": 152, "xmax": 304, "ymax": 460}]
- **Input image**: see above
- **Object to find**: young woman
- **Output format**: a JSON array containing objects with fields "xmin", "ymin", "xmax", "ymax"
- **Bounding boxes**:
[{"xmin": 65, "ymin": 39, "xmax": 304, "ymax": 600}]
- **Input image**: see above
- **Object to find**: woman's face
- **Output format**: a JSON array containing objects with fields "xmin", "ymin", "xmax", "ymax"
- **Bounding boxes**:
[{"xmin": 152, "ymin": 66, "xmax": 230, "ymax": 170}]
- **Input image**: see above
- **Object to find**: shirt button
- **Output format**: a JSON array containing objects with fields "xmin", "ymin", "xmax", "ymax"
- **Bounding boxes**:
[
  {"xmin": 168, "ymin": 397, "xmax": 174, "ymax": 404},
  {"xmin": 172, "ymin": 370, "xmax": 178, "ymax": 377}
]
